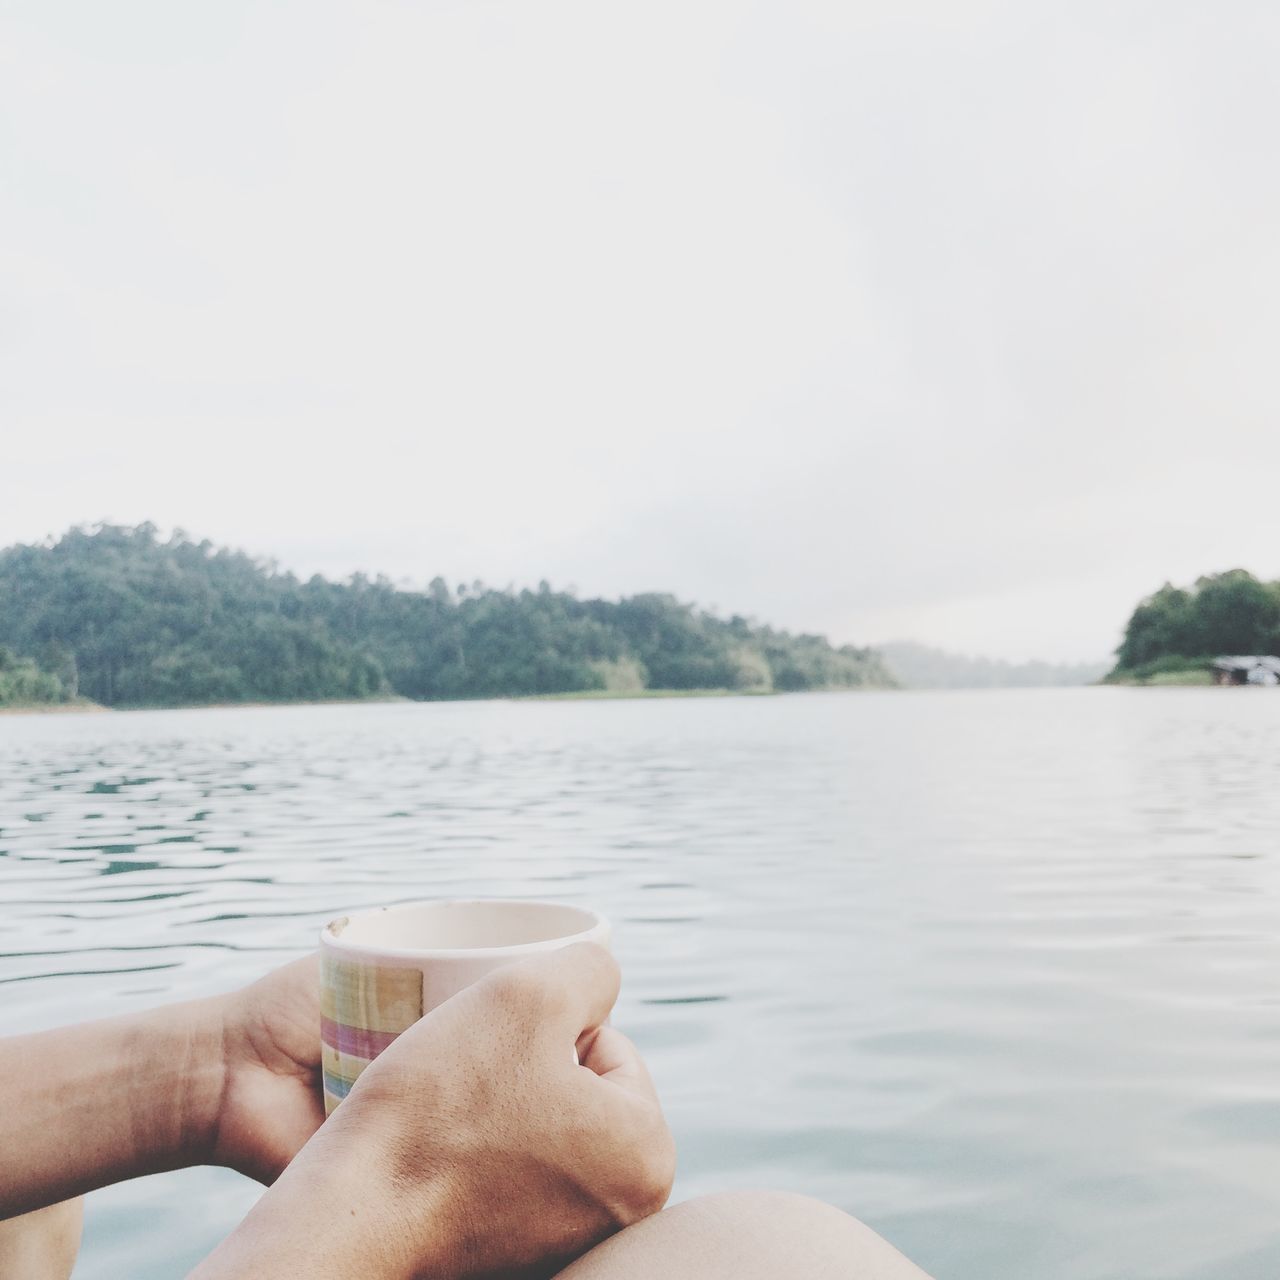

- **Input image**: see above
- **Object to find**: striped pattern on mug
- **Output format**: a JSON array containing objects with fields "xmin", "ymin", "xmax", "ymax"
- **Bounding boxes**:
[{"xmin": 320, "ymin": 955, "xmax": 424, "ymax": 1114}]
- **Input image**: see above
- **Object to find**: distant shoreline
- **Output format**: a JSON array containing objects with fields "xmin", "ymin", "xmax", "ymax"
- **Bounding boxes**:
[
  {"xmin": 0, "ymin": 687, "xmax": 851, "ymax": 716},
  {"xmin": 0, "ymin": 699, "xmax": 107, "ymax": 716},
  {"xmin": 1102, "ymin": 672, "xmax": 1215, "ymax": 688},
  {"xmin": 0, "ymin": 686, "xmax": 1152, "ymax": 717},
  {"xmin": 515, "ymin": 687, "xmax": 778, "ymax": 702}
]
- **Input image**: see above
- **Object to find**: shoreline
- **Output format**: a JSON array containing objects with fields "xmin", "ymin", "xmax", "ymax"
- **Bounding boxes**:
[
  {"xmin": 0, "ymin": 687, "xmax": 893, "ymax": 716},
  {"xmin": 0, "ymin": 699, "xmax": 107, "ymax": 716},
  {"xmin": 4, "ymin": 685, "xmax": 1155, "ymax": 716},
  {"xmin": 514, "ymin": 687, "xmax": 779, "ymax": 702},
  {"xmin": 1101, "ymin": 674, "xmax": 1216, "ymax": 688}
]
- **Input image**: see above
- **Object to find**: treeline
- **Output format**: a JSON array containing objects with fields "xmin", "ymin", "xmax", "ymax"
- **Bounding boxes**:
[
  {"xmin": 0, "ymin": 524, "xmax": 893, "ymax": 707},
  {"xmin": 881, "ymin": 641, "xmax": 1107, "ymax": 689},
  {"xmin": 1111, "ymin": 569, "xmax": 1280, "ymax": 680}
]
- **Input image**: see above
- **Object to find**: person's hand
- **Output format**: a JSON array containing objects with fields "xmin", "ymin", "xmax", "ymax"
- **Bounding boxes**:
[
  {"xmin": 203, "ymin": 956, "xmax": 325, "ymax": 1184},
  {"xmin": 345, "ymin": 942, "xmax": 675, "ymax": 1278},
  {"xmin": 190, "ymin": 943, "xmax": 675, "ymax": 1280}
]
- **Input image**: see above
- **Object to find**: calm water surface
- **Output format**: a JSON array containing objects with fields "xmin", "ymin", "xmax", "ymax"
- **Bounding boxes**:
[{"xmin": 3, "ymin": 690, "xmax": 1280, "ymax": 1279}]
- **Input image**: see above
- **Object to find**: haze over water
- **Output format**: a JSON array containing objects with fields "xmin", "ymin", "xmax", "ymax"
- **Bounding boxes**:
[{"xmin": 3, "ymin": 689, "xmax": 1279, "ymax": 1279}]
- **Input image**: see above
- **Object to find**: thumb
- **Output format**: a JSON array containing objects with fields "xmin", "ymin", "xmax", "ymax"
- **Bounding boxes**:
[{"xmin": 576, "ymin": 1026, "xmax": 660, "ymax": 1103}]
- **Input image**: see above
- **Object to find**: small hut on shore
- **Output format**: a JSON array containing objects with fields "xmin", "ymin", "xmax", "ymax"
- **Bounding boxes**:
[{"xmin": 1211, "ymin": 656, "xmax": 1280, "ymax": 686}]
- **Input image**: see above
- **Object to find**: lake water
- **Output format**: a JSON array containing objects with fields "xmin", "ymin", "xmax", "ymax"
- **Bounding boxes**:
[{"xmin": 3, "ymin": 689, "xmax": 1280, "ymax": 1279}]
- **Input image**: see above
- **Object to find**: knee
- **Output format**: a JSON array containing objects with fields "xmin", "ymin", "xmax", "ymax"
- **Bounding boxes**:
[
  {"xmin": 658, "ymin": 1192, "xmax": 928, "ymax": 1276},
  {"xmin": 556, "ymin": 1189, "xmax": 930, "ymax": 1279},
  {"xmin": 671, "ymin": 1189, "xmax": 859, "ymax": 1227}
]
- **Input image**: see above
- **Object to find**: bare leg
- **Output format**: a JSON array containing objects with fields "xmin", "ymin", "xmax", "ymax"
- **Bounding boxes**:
[
  {"xmin": 554, "ymin": 1192, "xmax": 932, "ymax": 1280},
  {"xmin": 0, "ymin": 1198, "xmax": 83, "ymax": 1280}
]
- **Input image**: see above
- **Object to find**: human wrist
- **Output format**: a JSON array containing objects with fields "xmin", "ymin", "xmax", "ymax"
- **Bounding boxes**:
[
  {"xmin": 0, "ymin": 996, "xmax": 229, "ymax": 1217},
  {"xmin": 314, "ymin": 1099, "xmax": 459, "ymax": 1278},
  {"xmin": 122, "ymin": 994, "xmax": 228, "ymax": 1174},
  {"xmin": 189, "ymin": 1110, "xmax": 452, "ymax": 1280}
]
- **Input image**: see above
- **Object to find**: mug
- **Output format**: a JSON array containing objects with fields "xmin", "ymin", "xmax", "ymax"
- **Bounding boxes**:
[{"xmin": 319, "ymin": 898, "xmax": 610, "ymax": 1113}]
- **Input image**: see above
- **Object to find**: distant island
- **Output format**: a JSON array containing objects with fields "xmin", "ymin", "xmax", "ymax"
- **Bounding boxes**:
[
  {"xmin": 0, "ymin": 524, "xmax": 895, "ymax": 709},
  {"xmin": 1108, "ymin": 569, "xmax": 1280, "ymax": 684},
  {"xmin": 879, "ymin": 641, "xmax": 1107, "ymax": 689}
]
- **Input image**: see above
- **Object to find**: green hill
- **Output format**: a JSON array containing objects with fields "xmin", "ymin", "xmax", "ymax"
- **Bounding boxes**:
[{"xmin": 0, "ymin": 524, "xmax": 894, "ymax": 708}]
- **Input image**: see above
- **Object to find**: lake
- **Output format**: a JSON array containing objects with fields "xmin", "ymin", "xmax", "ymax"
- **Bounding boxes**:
[{"xmin": 3, "ymin": 689, "xmax": 1280, "ymax": 1279}]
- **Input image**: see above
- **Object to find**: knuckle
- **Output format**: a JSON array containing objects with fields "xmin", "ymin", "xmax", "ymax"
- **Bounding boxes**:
[
  {"xmin": 579, "ymin": 941, "xmax": 620, "ymax": 990},
  {"xmin": 486, "ymin": 962, "xmax": 551, "ymax": 1015}
]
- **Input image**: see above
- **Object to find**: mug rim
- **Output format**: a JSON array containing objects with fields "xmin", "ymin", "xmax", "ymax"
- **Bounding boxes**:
[{"xmin": 320, "ymin": 897, "xmax": 608, "ymax": 962}]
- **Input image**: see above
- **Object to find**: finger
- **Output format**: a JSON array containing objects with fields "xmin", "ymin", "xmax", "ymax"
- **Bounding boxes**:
[
  {"xmin": 505, "ymin": 941, "xmax": 621, "ymax": 1038},
  {"xmin": 576, "ymin": 1026, "xmax": 660, "ymax": 1102}
]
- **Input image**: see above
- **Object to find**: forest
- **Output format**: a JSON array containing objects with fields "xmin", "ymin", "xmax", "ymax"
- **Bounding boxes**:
[
  {"xmin": 0, "ymin": 524, "xmax": 893, "ymax": 707},
  {"xmin": 1110, "ymin": 569, "xmax": 1280, "ymax": 680}
]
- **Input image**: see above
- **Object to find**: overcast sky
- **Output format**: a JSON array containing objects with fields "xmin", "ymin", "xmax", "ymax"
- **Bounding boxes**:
[{"xmin": 4, "ymin": 1, "xmax": 1279, "ymax": 662}]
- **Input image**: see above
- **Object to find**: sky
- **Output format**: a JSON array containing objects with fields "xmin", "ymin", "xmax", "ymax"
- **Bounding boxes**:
[{"xmin": 3, "ymin": 1, "xmax": 1280, "ymax": 662}]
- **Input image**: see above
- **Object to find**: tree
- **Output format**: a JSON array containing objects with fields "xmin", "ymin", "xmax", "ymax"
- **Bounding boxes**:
[
  {"xmin": 1114, "ymin": 570, "xmax": 1280, "ymax": 674},
  {"xmin": 0, "ymin": 648, "xmax": 68, "ymax": 706}
]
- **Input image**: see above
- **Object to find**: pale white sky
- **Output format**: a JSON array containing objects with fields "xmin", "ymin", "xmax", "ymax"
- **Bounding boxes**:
[{"xmin": 4, "ymin": 1, "xmax": 1279, "ymax": 662}]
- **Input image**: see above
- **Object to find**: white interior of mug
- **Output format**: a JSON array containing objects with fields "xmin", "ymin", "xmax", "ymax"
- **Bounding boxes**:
[{"xmin": 324, "ymin": 899, "xmax": 603, "ymax": 955}]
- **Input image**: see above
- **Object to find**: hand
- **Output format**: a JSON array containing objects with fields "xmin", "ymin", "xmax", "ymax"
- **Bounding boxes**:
[
  {"xmin": 347, "ymin": 942, "xmax": 675, "ymax": 1278},
  {"xmin": 190, "ymin": 943, "xmax": 675, "ymax": 1280},
  {"xmin": 205, "ymin": 956, "xmax": 326, "ymax": 1184}
]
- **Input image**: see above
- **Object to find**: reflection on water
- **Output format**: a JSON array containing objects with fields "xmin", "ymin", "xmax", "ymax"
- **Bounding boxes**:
[{"xmin": 3, "ymin": 690, "xmax": 1280, "ymax": 1279}]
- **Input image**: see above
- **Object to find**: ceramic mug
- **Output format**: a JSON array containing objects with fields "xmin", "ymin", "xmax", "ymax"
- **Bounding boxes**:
[{"xmin": 319, "ymin": 898, "xmax": 610, "ymax": 1113}]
